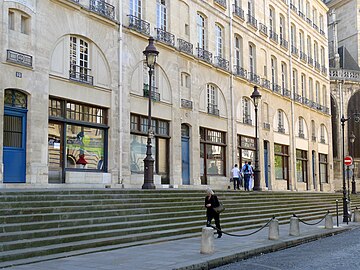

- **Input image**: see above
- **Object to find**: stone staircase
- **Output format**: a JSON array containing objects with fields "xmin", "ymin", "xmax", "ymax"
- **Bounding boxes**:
[{"xmin": 0, "ymin": 189, "xmax": 359, "ymax": 268}]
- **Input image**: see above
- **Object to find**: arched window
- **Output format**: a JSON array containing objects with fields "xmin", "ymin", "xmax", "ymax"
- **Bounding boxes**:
[
  {"xmin": 207, "ymin": 84, "xmax": 219, "ymax": 116},
  {"xmin": 298, "ymin": 117, "xmax": 305, "ymax": 138},
  {"xmin": 242, "ymin": 97, "xmax": 252, "ymax": 125},
  {"xmin": 215, "ymin": 24, "xmax": 223, "ymax": 58},
  {"xmin": 277, "ymin": 110, "xmax": 285, "ymax": 133},
  {"xmin": 4, "ymin": 89, "xmax": 27, "ymax": 108},
  {"xmin": 196, "ymin": 13, "xmax": 206, "ymax": 49},
  {"xmin": 234, "ymin": 35, "xmax": 243, "ymax": 68}
]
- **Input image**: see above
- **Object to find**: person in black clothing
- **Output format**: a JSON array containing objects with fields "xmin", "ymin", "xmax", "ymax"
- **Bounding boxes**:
[{"xmin": 204, "ymin": 187, "xmax": 222, "ymax": 238}]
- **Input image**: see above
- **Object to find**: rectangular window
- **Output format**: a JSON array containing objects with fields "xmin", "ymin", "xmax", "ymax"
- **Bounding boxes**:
[
  {"xmin": 21, "ymin": 15, "xmax": 29, "ymax": 34},
  {"xmin": 237, "ymin": 135, "xmax": 255, "ymax": 166},
  {"xmin": 274, "ymin": 144, "xmax": 289, "ymax": 180},
  {"xmin": 8, "ymin": 11, "xmax": 14, "ymax": 30},
  {"xmin": 130, "ymin": 114, "xmax": 170, "ymax": 183},
  {"xmin": 156, "ymin": 0, "xmax": 167, "ymax": 30},
  {"xmin": 319, "ymin": 154, "xmax": 328, "ymax": 183},
  {"xmin": 296, "ymin": 149, "xmax": 308, "ymax": 182},
  {"xmin": 130, "ymin": 0, "xmax": 142, "ymax": 18}
]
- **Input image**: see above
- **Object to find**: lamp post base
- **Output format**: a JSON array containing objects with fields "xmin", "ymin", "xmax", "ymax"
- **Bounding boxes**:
[
  {"xmin": 142, "ymin": 182, "xmax": 156, "ymax": 189},
  {"xmin": 352, "ymin": 180, "xmax": 356, "ymax": 194}
]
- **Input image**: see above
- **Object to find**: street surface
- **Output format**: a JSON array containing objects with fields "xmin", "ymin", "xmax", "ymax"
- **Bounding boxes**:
[{"xmin": 215, "ymin": 227, "xmax": 360, "ymax": 270}]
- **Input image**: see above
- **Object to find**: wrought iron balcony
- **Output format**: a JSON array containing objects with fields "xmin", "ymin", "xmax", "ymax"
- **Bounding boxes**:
[
  {"xmin": 320, "ymin": 29, "xmax": 325, "ymax": 36},
  {"xmin": 320, "ymin": 136, "xmax": 326, "ymax": 144},
  {"xmin": 69, "ymin": 65, "xmax": 93, "ymax": 85},
  {"xmin": 290, "ymin": 3, "xmax": 297, "ymax": 12},
  {"xmin": 197, "ymin": 47, "xmax": 212, "ymax": 64},
  {"xmin": 298, "ymin": 132, "xmax": 305, "ymax": 139},
  {"xmin": 214, "ymin": 0, "xmax": 226, "ymax": 8},
  {"xmin": 294, "ymin": 93, "xmax": 302, "ymax": 103},
  {"xmin": 329, "ymin": 68, "xmax": 360, "ymax": 82},
  {"xmin": 298, "ymin": 11, "xmax": 305, "ymax": 19},
  {"xmin": 178, "ymin": 39, "xmax": 193, "ymax": 55},
  {"xmin": 323, "ymin": 106, "xmax": 330, "ymax": 114},
  {"xmin": 248, "ymin": 72, "xmax": 260, "ymax": 84},
  {"xmin": 214, "ymin": 56, "xmax": 229, "ymax": 71},
  {"xmin": 314, "ymin": 61, "xmax": 321, "ymax": 70},
  {"xmin": 127, "ymin": 15, "xmax": 150, "ymax": 35},
  {"xmin": 280, "ymin": 38, "xmax": 288, "ymax": 49},
  {"xmin": 269, "ymin": 30, "xmax": 279, "ymax": 43},
  {"xmin": 272, "ymin": 84, "xmax": 282, "ymax": 94},
  {"xmin": 89, "ymin": 0, "xmax": 115, "ymax": 20},
  {"xmin": 208, "ymin": 104, "xmax": 219, "ymax": 116},
  {"xmin": 313, "ymin": 23, "xmax": 319, "ymax": 31},
  {"xmin": 312, "ymin": 135, "xmax": 317, "ymax": 142},
  {"xmin": 155, "ymin": 28, "xmax": 175, "ymax": 46},
  {"xmin": 247, "ymin": 14, "xmax": 258, "ymax": 29},
  {"xmin": 278, "ymin": 126, "xmax": 285, "ymax": 133},
  {"xmin": 291, "ymin": 46, "xmax": 299, "ymax": 56},
  {"xmin": 259, "ymin": 23, "xmax": 268, "ymax": 36},
  {"xmin": 321, "ymin": 65, "xmax": 327, "ymax": 75},
  {"xmin": 300, "ymin": 51, "xmax": 307, "ymax": 62},
  {"xmin": 143, "ymin": 84, "xmax": 160, "ymax": 101},
  {"xmin": 6, "ymin": 50, "xmax": 32, "ymax": 67},
  {"xmin": 262, "ymin": 78, "xmax": 271, "ymax": 89},
  {"xmin": 263, "ymin": 122, "xmax": 270, "ymax": 129},
  {"xmin": 233, "ymin": 5, "xmax": 245, "ymax": 20},
  {"xmin": 243, "ymin": 116, "xmax": 252, "ymax": 125},
  {"xmin": 306, "ymin": 18, "xmax": 312, "ymax": 25},
  {"xmin": 181, "ymin": 99, "xmax": 193, "ymax": 109},
  {"xmin": 233, "ymin": 65, "xmax": 247, "ymax": 79},
  {"xmin": 282, "ymin": 88, "xmax": 291, "ymax": 98},
  {"xmin": 308, "ymin": 56, "xmax": 313, "ymax": 66}
]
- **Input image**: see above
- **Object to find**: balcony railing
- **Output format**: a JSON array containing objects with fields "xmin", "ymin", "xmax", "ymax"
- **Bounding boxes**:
[
  {"xmin": 233, "ymin": 5, "xmax": 245, "ymax": 20},
  {"xmin": 247, "ymin": 14, "xmax": 258, "ymax": 29},
  {"xmin": 312, "ymin": 135, "xmax": 317, "ymax": 142},
  {"xmin": 299, "ymin": 132, "xmax": 305, "ymax": 139},
  {"xmin": 178, "ymin": 39, "xmax": 193, "ymax": 55},
  {"xmin": 300, "ymin": 51, "xmax": 307, "ymax": 62},
  {"xmin": 278, "ymin": 126, "xmax": 285, "ymax": 133},
  {"xmin": 127, "ymin": 15, "xmax": 150, "ymax": 35},
  {"xmin": 329, "ymin": 68, "xmax": 360, "ymax": 82},
  {"xmin": 181, "ymin": 99, "xmax": 193, "ymax": 109},
  {"xmin": 314, "ymin": 61, "xmax": 321, "ymax": 70},
  {"xmin": 197, "ymin": 47, "xmax": 212, "ymax": 64},
  {"xmin": 298, "ymin": 11, "xmax": 305, "ymax": 19},
  {"xmin": 291, "ymin": 46, "xmax": 299, "ymax": 56},
  {"xmin": 306, "ymin": 18, "xmax": 312, "ymax": 25},
  {"xmin": 313, "ymin": 24, "xmax": 319, "ymax": 31},
  {"xmin": 320, "ymin": 29, "xmax": 325, "ymax": 36},
  {"xmin": 280, "ymin": 38, "xmax": 288, "ymax": 49},
  {"xmin": 215, "ymin": 56, "xmax": 229, "ymax": 71},
  {"xmin": 294, "ymin": 93, "xmax": 302, "ymax": 103},
  {"xmin": 155, "ymin": 28, "xmax": 175, "ymax": 46},
  {"xmin": 263, "ymin": 122, "xmax": 270, "ymax": 129},
  {"xmin": 6, "ymin": 50, "xmax": 32, "ymax": 67},
  {"xmin": 290, "ymin": 3, "xmax": 297, "ymax": 12},
  {"xmin": 269, "ymin": 30, "xmax": 279, "ymax": 43},
  {"xmin": 262, "ymin": 78, "xmax": 271, "ymax": 89},
  {"xmin": 272, "ymin": 84, "xmax": 282, "ymax": 94},
  {"xmin": 308, "ymin": 56, "xmax": 313, "ymax": 66},
  {"xmin": 214, "ymin": 0, "xmax": 226, "ymax": 8},
  {"xmin": 243, "ymin": 117, "xmax": 252, "ymax": 125},
  {"xmin": 321, "ymin": 66, "xmax": 327, "ymax": 75},
  {"xmin": 248, "ymin": 72, "xmax": 260, "ymax": 84},
  {"xmin": 259, "ymin": 23, "xmax": 268, "ymax": 36},
  {"xmin": 282, "ymin": 88, "xmax": 291, "ymax": 98},
  {"xmin": 89, "ymin": 0, "xmax": 115, "ymax": 20},
  {"xmin": 143, "ymin": 85, "xmax": 160, "ymax": 101},
  {"xmin": 208, "ymin": 104, "xmax": 219, "ymax": 116},
  {"xmin": 320, "ymin": 137, "xmax": 326, "ymax": 144},
  {"xmin": 323, "ymin": 106, "xmax": 330, "ymax": 114},
  {"xmin": 234, "ymin": 65, "xmax": 247, "ymax": 79},
  {"xmin": 69, "ymin": 65, "xmax": 93, "ymax": 85}
]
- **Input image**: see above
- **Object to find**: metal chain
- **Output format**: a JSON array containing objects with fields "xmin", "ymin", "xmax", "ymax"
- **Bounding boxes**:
[
  {"xmin": 208, "ymin": 217, "xmax": 274, "ymax": 237},
  {"xmin": 294, "ymin": 212, "xmax": 328, "ymax": 226}
]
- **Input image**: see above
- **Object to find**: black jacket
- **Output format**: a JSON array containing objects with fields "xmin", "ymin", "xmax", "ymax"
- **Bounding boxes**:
[{"xmin": 205, "ymin": 194, "xmax": 220, "ymax": 214}]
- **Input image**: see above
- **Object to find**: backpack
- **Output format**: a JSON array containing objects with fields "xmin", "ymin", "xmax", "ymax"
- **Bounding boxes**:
[{"xmin": 243, "ymin": 164, "xmax": 249, "ymax": 174}]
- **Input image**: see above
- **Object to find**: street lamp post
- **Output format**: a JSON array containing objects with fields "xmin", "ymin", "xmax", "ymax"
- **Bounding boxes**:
[
  {"xmin": 142, "ymin": 37, "xmax": 159, "ymax": 190},
  {"xmin": 251, "ymin": 86, "xmax": 262, "ymax": 191},
  {"xmin": 350, "ymin": 132, "xmax": 356, "ymax": 194},
  {"xmin": 341, "ymin": 115, "xmax": 349, "ymax": 222}
]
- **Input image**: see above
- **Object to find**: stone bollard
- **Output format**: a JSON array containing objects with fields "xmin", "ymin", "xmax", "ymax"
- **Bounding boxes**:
[
  {"xmin": 325, "ymin": 213, "xmax": 333, "ymax": 229},
  {"xmin": 200, "ymin": 227, "xmax": 215, "ymax": 254},
  {"xmin": 354, "ymin": 208, "xmax": 360, "ymax": 222},
  {"xmin": 289, "ymin": 216, "xmax": 300, "ymax": 236},
  {"xmin": 268, "ymin": 218, "xmax": 279, "ymax": 240}
]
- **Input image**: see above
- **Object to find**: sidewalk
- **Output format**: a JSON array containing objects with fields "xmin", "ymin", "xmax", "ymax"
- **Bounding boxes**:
[{"xmin": 4, "ymin": 221, "xmax": 358, "ymax": 270}]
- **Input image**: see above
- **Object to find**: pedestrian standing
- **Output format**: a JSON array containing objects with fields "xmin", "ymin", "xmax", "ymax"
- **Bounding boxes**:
[
  {"xmin": 205, "ymin": 187, "xmax": 222, "ymax": 238},
  {"xmin": 231, "ymin": 164, "xmax": 241, "ymax": 190},
  {"xmin": 241, "ymin": 161, "xmax": 253, "ymax": 191}
]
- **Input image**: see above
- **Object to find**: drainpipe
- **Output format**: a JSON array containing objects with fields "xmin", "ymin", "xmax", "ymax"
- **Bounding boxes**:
[
  {"xmin": 229, "ymin": 2, "xmax": 236, "ymax": 171},
  {"xmin": 118, "ymin": 1, "xmax": 124, "ymax": 187}
]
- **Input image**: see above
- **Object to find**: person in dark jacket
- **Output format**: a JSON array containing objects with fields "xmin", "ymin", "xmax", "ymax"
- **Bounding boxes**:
[{"xmin": 205, "ymin": 187, "xmax": 222, "ymax": 238}]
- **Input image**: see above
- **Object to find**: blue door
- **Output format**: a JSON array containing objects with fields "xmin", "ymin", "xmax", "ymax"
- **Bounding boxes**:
[
  {"xmin": 312, "ymin": 151, "xmax": 316, "ymax": 190},
  {"xmin": 182, "ymin": 137, "xmax": 190, "ymax": 185},
  {"xmin": 264, "ymin": 141, "xmax": 269, "ymax": 188},
  {"xmin": 3, "ymin": 108, "xmax": 27, "ymax": 183}
]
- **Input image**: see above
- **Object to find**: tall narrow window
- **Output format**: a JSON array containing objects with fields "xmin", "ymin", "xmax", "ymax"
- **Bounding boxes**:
[
  {"xmin": 279, "ymin": 15, "xmax": 285, "ymax": 40},
  {"xmin": 319, "ymin": 14, "xmax": 324, "ymax": 32},
  {"xmin": 307, "ymin": 36, "xmax": 312, "ymax": 57},
  {"xmin": 274, "ymin": 144, "xmax": 289, "ymax": 181},
  {"xmin": 309, "ymin": 78, "xmax": 313, "ymax": 101},
  {"xmin": 278, "ymin": 110, "xmax": 284, "ymax": 132},
  {"xmin": 69, "ymin": 37, "xmax": 92, "ymax": 85},
  {"xmin": 299, "ymin": 31, "xmax": 304, "ymax": 52},
  {"xmin": 242, "ymin": 98, "xmax": 251, "ymax": 124},
  {"xmin": 249, "ymin": 44, "xmax": 255, "ymax": 74},
  {"xmin": 301, "ymin": 74, "xmax": 306, "ymax": 98},
  {"xmin": 306, "ymin": 1, "xmax": 310, "ymax": 18},
  {"xmin": 320, "ymin": 46, "xmax": 325, "ymax": 66},
  {"xmin": 322, "ymin": 86, "xmax": 327, "ymax": 106},
  {"xmin": 197, "ymin": 13, "xmax": 206, "ymax": 49},
  {"xmin": 8, "ymin": 10, "xmax": 15, "ymax": 30},
  {"xmin": 291, "ymin": 24, "xmax": 296, "ymax": 48},
  {"xmin": 296, "ymin": 149, "xmax": 308, "ymax": 183},
  {"xmin": 271, "ymin": 56, "xmax": 277, "ymax": 88},
  {"xmin": 314, "ymin": 42, "xmax": 319, "ymax": 63},
  {"xmin": 207, "ymin": 84, "xmax": 219, "ymax": 116},
  {"xmin": 315, "ymin": 81, "xmax": 320, "ymax": 104},
  {"xmin": 298, "ymin": 0, "xmax": 303, "ymax": 13},
  {"xmin": 312, "ymin": 8, "xmax": 317, "ymax": 26},
  {"xmin": 298, "ymin": 117, "xmax": 304, "ymax": 137},
  {"xmin": 215, "ymin": 24, "xmax": 223, "ymax": 58},
  {"xmin": 311, "ymin": 120, "xmax": 316, "ymax": 141},
  {"xmin": 248, "ymin": 0, "xmax": 253, "ymax": 16},
  {"xmin": 292, "ymin": 69, "xmax": 298, "ymax": 94},
  {"xmin": 156, "ymin": 0, "xmax": 167, "ymax": 30},
  {"xmin": 21, "ymin": 15, "xmax": 30, "ymax": 34},
  {"xmin": 130, "ymin": 0, "xmax": 142, "ymax": 18},
  {"xmin": 281, "ymin": 62, "xmax": 287, "ymax": 90},
  {"xmin": 235, "ymin": 36, "xmax": 242, "ymax": 67},
  {"xmin": 319, "ymin": 154, "xmax": 328, "ymax": 183},
  {"xmin": 269, "ymin": 7, "xmax": 275, "ymax": 32}
]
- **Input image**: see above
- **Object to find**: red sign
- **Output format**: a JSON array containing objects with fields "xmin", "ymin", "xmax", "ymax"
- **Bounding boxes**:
[{"xmin": 344, "ymin": 156, "xmax": 353, "ymax": 166}]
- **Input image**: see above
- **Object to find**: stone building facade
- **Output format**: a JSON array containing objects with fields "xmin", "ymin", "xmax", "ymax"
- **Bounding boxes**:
[{"xmin": 0, "ymin": 0, "xmax": 333, "ymax": 192}]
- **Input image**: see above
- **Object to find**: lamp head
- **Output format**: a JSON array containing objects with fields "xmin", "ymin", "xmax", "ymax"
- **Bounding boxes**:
[
  {"xmin": 143, "ymin": 37, "xmax": 159, "ymax": 68},
  {"xmin": 251, "ymin": 86, "xmax": 262, "ymax": 107},
  {"xmin": 350, "ymin": 131, "xmax": 356, "ymax": 144}
]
